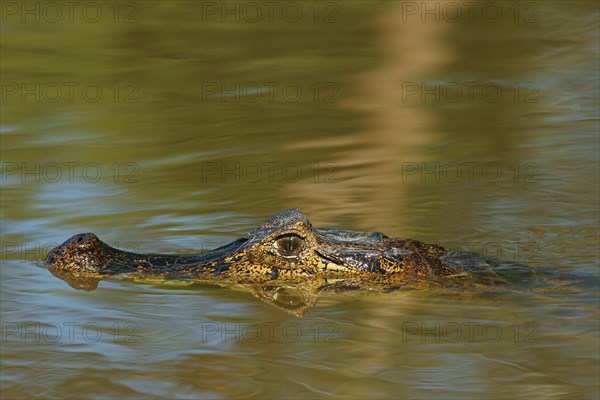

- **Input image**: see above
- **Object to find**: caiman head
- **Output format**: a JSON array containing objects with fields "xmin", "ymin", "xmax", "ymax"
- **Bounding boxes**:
[
  {"xmin": 43, "ymin": 208, "xmax": 457, "ymax": 284},
  {"xmin": 229, "ymin": 208, "xmax": 452, "ymax": 278}
]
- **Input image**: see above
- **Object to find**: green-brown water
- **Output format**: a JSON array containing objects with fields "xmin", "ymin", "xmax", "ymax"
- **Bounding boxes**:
[{"xmin": 1, "ymin": 1, "xmax": 599, "ymax": 399}]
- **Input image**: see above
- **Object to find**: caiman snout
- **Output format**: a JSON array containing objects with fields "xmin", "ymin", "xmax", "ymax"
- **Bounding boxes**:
[{"xmin": 44, "ymin": 233, "xmax": 107, "ymax": 273}]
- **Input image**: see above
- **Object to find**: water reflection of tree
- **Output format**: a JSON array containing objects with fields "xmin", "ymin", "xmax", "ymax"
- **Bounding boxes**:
[
  {"xmin": 284, "ymin": 0, "xmax": 544, "ymax": 238},
  {"xmin": 283, "ymin": 2, "xmax": 452, "ymax": 233}
]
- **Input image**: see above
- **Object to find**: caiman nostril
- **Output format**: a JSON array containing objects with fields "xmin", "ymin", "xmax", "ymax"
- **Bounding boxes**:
[{"xmin": 69, "ymin": 233, "xmax": 100, "ymax": 249}]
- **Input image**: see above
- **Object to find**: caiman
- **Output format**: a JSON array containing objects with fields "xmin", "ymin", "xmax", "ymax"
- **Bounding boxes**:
[{"xmin": 43, "ymin": 208, "xmax": 565, "ymax": 315}]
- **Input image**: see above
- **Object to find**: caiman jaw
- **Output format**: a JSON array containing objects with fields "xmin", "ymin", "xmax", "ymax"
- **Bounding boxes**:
[{"xmin": 314, "ymin": 249, "xmax": 355, "ymax": 273}]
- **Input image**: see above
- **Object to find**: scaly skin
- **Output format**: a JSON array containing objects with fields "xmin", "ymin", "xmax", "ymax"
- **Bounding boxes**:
[{"xmin": 44, "ymin": 208, "xmax": 507, "ymax": 288}]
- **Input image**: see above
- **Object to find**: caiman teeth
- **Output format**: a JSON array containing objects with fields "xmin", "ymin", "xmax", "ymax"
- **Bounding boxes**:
[
  {"xmin": 316, "ymin": 250, "xmax": 348, "ymax": 272},
  {"xmin": 326, "ymin": 263, "xmax": 347, "ymax": 271}
]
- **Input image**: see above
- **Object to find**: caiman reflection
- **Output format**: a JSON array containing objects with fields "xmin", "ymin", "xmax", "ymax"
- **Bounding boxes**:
[{"xmin": 44, "ymin": 209, "xmax": 516, "ymax": 315}]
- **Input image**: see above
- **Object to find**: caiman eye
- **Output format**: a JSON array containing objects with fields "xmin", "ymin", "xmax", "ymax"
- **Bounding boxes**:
[{"xmin": 273, "ymin": 234, "xmax": 305, "ymax": 258}]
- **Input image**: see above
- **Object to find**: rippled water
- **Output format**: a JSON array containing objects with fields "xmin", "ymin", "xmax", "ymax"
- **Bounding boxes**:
[{"xmin": 1, "ymin": 1, "xmax": 599, "ymax": 399}]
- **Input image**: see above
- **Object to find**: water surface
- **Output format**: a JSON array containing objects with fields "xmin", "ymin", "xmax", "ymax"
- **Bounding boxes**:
[{"xmin": 1, "ymin": 1, "xmax": 599, "ymax": 399}]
